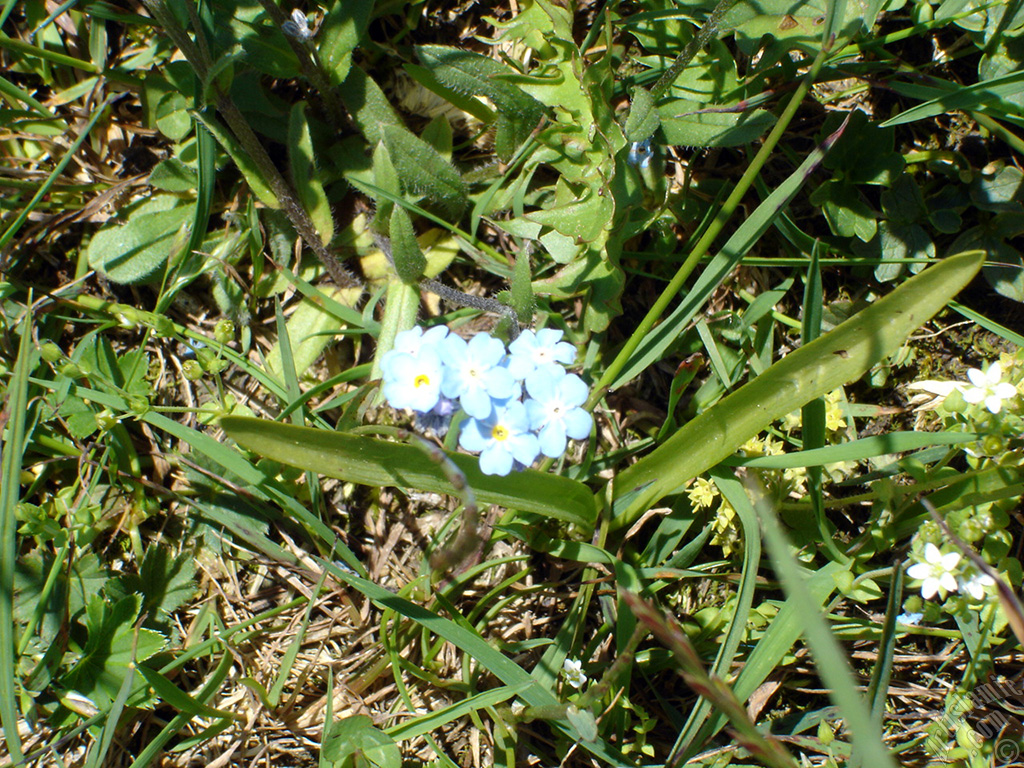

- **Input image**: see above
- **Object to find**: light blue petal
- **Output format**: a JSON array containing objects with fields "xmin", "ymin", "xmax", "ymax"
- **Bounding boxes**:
[
  {"xmin": 500, "ymin": 400, "xmax": 531, "ymax": 431},
  {"xmin": 479, "ymin": 445, "xmax": 513, "ymax": 476},
  {"xmin": 537, "ymin": 423, "xmax": 567, "ymax": 458},
  {"xmin": 502, "ymin": 354, "xmax": 534, "ymax": 380},
  {"xmin": 485, "ymin": 366, "xmax": 517, "ymax": 400},
  {"xmin": 458, "ymin": 418, "xmax": 489, "ymax": 452},
  {"xmin": 468, "ymin": 332, "xmax": 506, "ymax": 367},
  {"xmin": 524, "ymin": 399, "xmax": 547, "ymax": 431},
  {"xmin": 421, "ymin": 325, "xmax": 449, "ymax": 347},
  {"xmin": 510, "ymin": 433, "xmax": 540, "ymax": 465},
  {"xmin": 461, "ymin": 387, "xmax": 494, "ymax": 419},
  {"xmin": 525, "ymin": 367, "xmax": 558, "ymax": 402},
  {"xmin": 563, "ymin": 407, "xmax": 592, "ymax": 440},
  {"xmin": 508, "ymin": 330, "xmax": 537, "ymax": 358},
  {"xmin": 558, "ymin": 374, "xmax": 589, "ymax": 407}
]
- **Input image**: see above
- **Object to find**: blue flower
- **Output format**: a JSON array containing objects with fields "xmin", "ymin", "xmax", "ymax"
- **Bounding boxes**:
[
  {"xmin": 441, "ymin": 332, "xmax": 517, "ymax": 419},
  {"xmin": 458, "ymin": 400, "xmax": 540, "ymax": 476},
  {"xmin": 506, "ymin": 329, "xmax": 576, "ymax": 380},
  {"xmin": 628, "ymin": 138, "xmax": 654, "ymax": 169},
  {"xmin": 525, "ymin": 366, "xmax": 592, "ymax": 458},
  {"xmin": 380, "ymin": 346, "xmax": 444, "ymax": 413}
]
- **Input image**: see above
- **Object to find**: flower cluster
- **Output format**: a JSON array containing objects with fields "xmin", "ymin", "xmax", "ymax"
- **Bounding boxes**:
[
  {"xmin": 380, "ymin": 326, "xmax": 592, "ymax": 476},
  {"xmin": 906, "ymin": 543, "xmax": 995, "ymax": 601}
]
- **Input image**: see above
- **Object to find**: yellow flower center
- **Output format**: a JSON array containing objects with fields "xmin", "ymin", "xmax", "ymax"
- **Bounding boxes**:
[
  {"xmin": 413, "ymin": 374, "xmax": 431, "ymax": 388},
  {"xmin": 491, "ymin": 425, "xmax": 509, "ymax": 441}
]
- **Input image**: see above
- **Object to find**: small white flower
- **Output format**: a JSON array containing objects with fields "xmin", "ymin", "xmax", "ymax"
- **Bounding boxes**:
[
  {"xmin": 959, "ymin": 570, "xmax": 995, "ymax": 600},
  {"xmin": 561, "ymin": 658, "xmax": 587, "ymax": 689},
  {"xmin": 906, "ymin": 543, "xmax": 961, "ymax": 599},
  {"xmin": 962, "ymin": 362, "xmax": 1018, "ymax": 414}
]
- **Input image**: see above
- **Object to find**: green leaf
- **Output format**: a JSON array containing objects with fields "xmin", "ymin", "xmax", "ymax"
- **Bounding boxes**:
[
  {"xmin": 155, "ymin": 90, "xmax": 191, "ymax": 141},
  {"xmin": 415, "ymin": 44, "xmax": 546, "ymax": 160},
  {"xmin": 148, "ymin": 158, "xmax": 198, "ymax": 192},
  {"xmin": 113, "ymin": 547, "xmax": 196, "ymax": 624},
  {"xmin": 265, "ymin": 286, "xmax": 362, "ymax": 381},
  {"xmin": 609, "ymin": 250, "xmax": 986, "ymax": 532},
  {"xmin": 319, "ymin": 0, "xmax": 373, "ymax": 88},
  {"xmin": 86, "ymin": 197, "xmax": 197, "ymax": 284},
  {"xmin": 288, "ymin": 102, "xmax": 334, "ymax": 245},
  {"xmin": 219, "ymin": 417, "xmax": 598, "ymax": 532},
  {"xmin": 381, "ymin": 124, "xmax": 468, "ymax": 215},
  {"xmin": 881, "ymin": 68, "xmax": 1024, "ymax": 126},
  {"xmin": 193, "ymin": 110, "xmax": 280, "ymax": 208},
  {"xmin": 321, "ymin": 715, "xmax": 400, "ymax": 768},
  {"xmin": 624, "ymin": 86, "xmax": 659, "ymax": 143},
  {"xmin": 658, "ymin": 101, "xmax": 776, "ymax": 147},
  {"xmin": 388, "ymin": 206, "xmax": 426, "ymax": 284},
  {"xmin": 63, "ymin": 594, "xmax": 165, "ymax": 711},
  {"xmin": 337, "ymin": 66, "xmax": 405, "ymax": 146}
]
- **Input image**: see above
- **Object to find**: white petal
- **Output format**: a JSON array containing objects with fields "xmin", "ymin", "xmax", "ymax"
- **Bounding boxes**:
[
  {"xmin": 939, "ymin": 551, "xmax": 961, "ymax": 570},
  {"xmin": 966, "ymin": 368, "xmax": 987, "ymax": 387},
  {"xmin": 922, "ymin": 543, "xmax": 943, "ymax": 564},
  {"xmin": 938, "ymin": 572, "xmax": 958, "ymax": 593},
  {"xmin": 920, "ymin": 579, "xmax": 939, "ymax": 599},
  {"xmin": 906, "ymin": 562, "xmax": 933, "ymax": 580}
]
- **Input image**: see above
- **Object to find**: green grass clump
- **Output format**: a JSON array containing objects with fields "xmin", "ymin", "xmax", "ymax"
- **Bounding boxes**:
[{"xmin": 3, "ymin": 0, "xmax": 1024, "ymax": 766}]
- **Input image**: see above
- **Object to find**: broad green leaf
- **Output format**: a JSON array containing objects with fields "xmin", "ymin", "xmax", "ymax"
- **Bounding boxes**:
[
  {"xmin": 388, "ymin": 206, "xmax": 426, "ymax": 284},
  {"xmin": 219, "ymin": 417, "xmax": 598, "ymax": 532},
  {"xmin": 658, "ymin": 101, "xmax": 776, "ymax": 147},
  {"xmin": 415, "ymin": 44, "xmax": 546, "ymax": 160},
  {"xmin": 610, "ymin": 251, "xmax": 985, "ymax": 532},
  {"xmin": 86, "ymin": 198, "xmax": 197, "ymax": 285},
  {"xmin": 63, "ymin": 594, "xmax": 165, "ymax": 711},
  {"xmin": 337, "ymin": 66, "xmax": 405, "ymax": 145},
  {"xmin": 624, "ymin": 86, "xmax": 659, "ymax": 143},
  {"xmin": 154, "ymin": 90, "xmax": 191, "ymax": 141},
  {"xmin": 370, "ymin": 279, "xmax": 419, "ymax": 384},
  {"xmin": 288, "ymin": 103, "xmax": 334, "ymax": 245},
  {"xmin": 319, "ymin": 0, "xmax": 373, "ymax": 88},
  {"xmin": 321, "ymin": 715, "xmax": 400, "ymax": 768},
  {"xmin": 148, "ymin": 158, "xmax": 198, "ymax": 192},
  {"xmin": 381, "ymin": 124, "xmax": 468, "ymax": 215}
]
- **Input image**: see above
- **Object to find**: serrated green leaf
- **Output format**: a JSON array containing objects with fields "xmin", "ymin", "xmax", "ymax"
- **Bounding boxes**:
[
  {"xmin": 388, "ymin": 206, "xmax": 426, "ymax": 284},
  {"xmin": 219, "ymin": 417, "xmax": 598, "ymax": 532},
  {"xmin": 624, "ymin": 86, "xmax": 660, "ymax": 143},
  {"xmin": 658, "ymin": 102, "xmax": 776, "ymax": 147},
  {"xmin": 64, "ymin": 594, "xmax": 165, "ymax": 711},
  {"xmin": 381, "ymin": 124, "xmax": 467, "ymax": 215},
  {"xmin": 288, "ymin": 102, "xmax": 334, "ymax": 244},
  {"xmin": 86, "ymin": 200, "xmax": 197, "ymax": 285}
]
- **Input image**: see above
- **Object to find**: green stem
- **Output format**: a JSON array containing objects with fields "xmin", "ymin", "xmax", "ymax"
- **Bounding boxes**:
[{"xmin": 586, "ymin": 42, "xmax": 832, "ymax": 411}]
